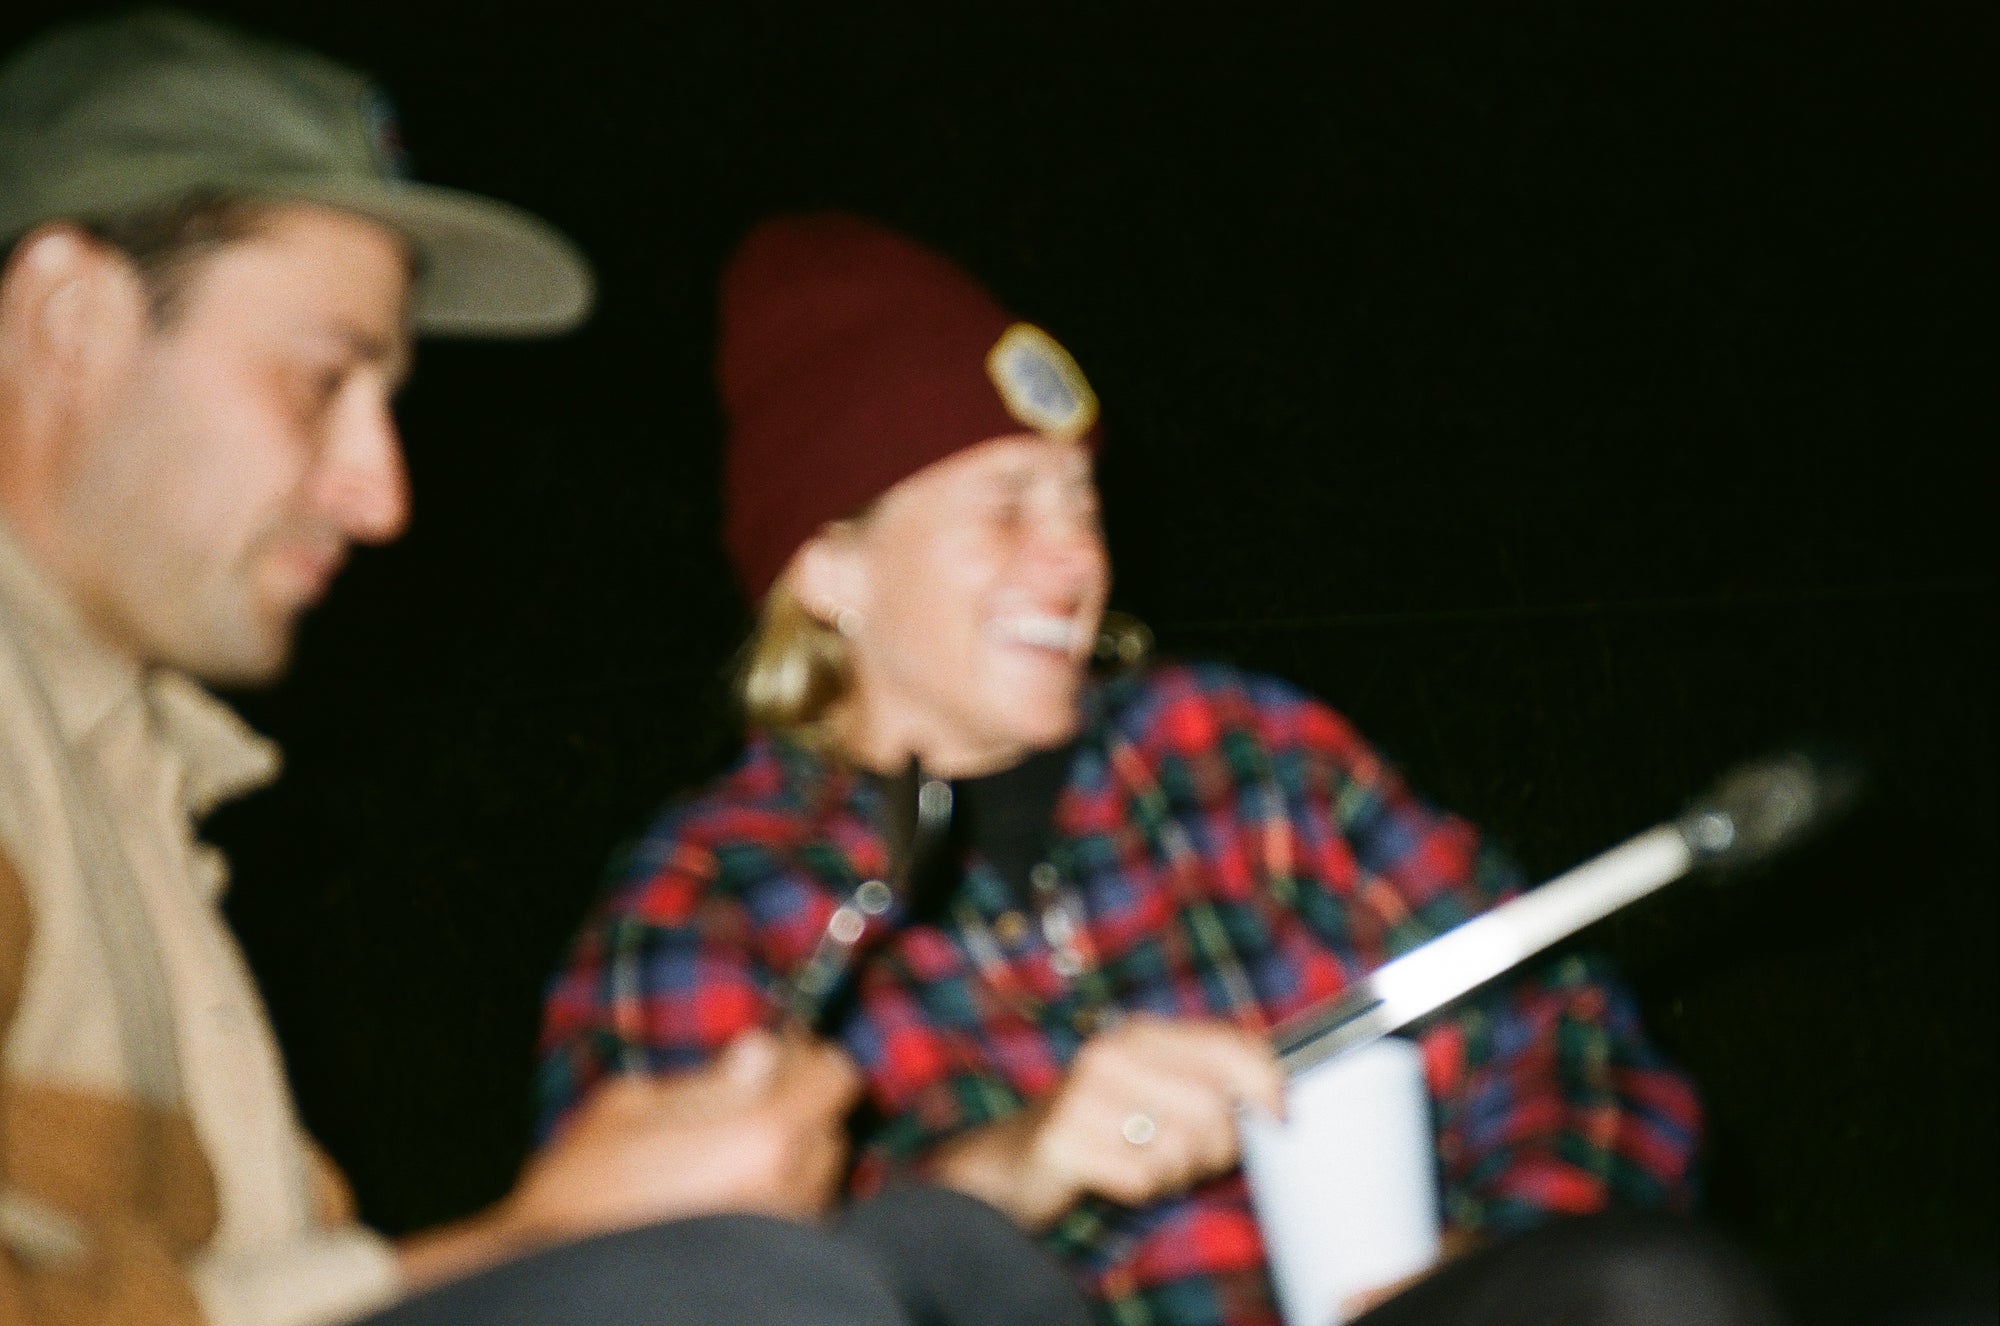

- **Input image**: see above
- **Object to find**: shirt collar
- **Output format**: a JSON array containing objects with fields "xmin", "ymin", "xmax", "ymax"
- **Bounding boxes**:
[
  {"xmin": 0, "ymin": 512, "xmax": 280, "ymax": 816},
  {"xmin": 750, "ymin": 677, "xmax": 1122, "ymax": 822},
  {"xmin": 147, "ymin": 670, "xmax": 282, "ymax": 816}
]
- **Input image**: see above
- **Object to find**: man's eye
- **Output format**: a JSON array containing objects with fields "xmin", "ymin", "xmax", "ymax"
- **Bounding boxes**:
[{"xmin": 296, "ymin": 367, "xmax": 345, "ymax": 419}]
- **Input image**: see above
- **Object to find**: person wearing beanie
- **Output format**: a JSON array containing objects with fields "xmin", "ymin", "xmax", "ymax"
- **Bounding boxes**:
[{"xmin": 537, "ymin": 214, "xmax": 1781, "ymax": 1325}]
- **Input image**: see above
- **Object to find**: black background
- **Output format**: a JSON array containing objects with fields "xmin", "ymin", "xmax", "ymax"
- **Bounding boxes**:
[{"xmin": 6, "ymin": 2, "xmax": 1993, "ymax": 1317}]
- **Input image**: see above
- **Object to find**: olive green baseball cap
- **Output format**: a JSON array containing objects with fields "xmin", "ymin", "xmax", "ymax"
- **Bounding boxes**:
[{"xmin": 0, "ymin": 8, "xmax": 592, "ymax": 336}]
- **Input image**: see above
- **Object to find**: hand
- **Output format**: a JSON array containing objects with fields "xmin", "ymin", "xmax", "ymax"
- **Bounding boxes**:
[
  {"xmin": 928, "ymin": 1014, "xmax": 1284, "ymax": 1229},
  {"xmin": 400, "ymin": 1029, "xmax": 862, "ymax": 1289},
  {"xmin": 505, "ymin": 1028, "xmax": 863, "ymax": 1239}
]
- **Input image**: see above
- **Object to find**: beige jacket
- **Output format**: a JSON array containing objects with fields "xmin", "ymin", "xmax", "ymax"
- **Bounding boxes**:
[{"xmin": 0, "ymin": 517, "xmax": 401, "ymax": 1326}]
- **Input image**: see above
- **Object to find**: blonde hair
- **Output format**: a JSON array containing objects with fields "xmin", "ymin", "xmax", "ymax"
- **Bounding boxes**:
[{"xmin": 735, "ymin": 575, "xmax": 854, "ymax": 748}]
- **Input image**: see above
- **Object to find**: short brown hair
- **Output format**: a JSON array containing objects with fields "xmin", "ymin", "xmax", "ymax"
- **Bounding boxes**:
[{"xmin": 80, "ymin": 191, "xmax": 271, "ymax": 323}]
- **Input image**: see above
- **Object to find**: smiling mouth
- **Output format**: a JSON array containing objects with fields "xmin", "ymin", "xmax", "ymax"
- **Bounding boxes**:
[{"xmin": 988, "ymin": 611, "xmax": 1091, "ymax": 658}]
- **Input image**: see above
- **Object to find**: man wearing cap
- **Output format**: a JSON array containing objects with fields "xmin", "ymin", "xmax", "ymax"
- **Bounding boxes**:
[
  {"xmin": 0, "ymin": 12, "xmax": 1090, "ymax": 1326},
  {"xmin": 538, "ymin": 213, "xmax": 1786, "ymax": 1325}
]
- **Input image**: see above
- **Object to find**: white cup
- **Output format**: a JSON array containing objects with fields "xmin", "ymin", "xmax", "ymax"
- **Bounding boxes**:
[{"xmin": 1239, "ymin": 1036, "xmax": 1441, "ymax": 1326}]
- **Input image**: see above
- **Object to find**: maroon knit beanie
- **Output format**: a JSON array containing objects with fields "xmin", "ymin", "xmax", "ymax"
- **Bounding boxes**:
[{"xmin": 718, "ymin": 212, "xmax": 1099, "ymax": 602}]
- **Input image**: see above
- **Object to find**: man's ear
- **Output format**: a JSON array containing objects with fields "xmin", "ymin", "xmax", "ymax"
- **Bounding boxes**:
[
  {"xmin": 0, "ymin": 224, "xmax": 148, "ymax": 388},
  {"xmin": 790, "ymin": 520, "xmax": 868, "ymax": 626}
]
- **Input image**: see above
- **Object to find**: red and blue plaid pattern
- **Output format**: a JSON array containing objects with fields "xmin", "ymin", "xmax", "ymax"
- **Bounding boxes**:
[{"xmin": 538, "ymin": 663, "xmax": 1700, "ymax": 1326}]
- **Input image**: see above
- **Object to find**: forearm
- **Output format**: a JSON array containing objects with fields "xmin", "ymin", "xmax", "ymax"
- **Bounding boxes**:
[
  {"xmin": 924, "ymin": 1113, "xmax": 1070, "ymax": 1230},
  {"xmin": 186, "ymin": 1228, "xmax": 401, "ymax": 1326},
  {"xmin": 393, "ymin": 1206, "xmax": 529, "ymax": 1296}
]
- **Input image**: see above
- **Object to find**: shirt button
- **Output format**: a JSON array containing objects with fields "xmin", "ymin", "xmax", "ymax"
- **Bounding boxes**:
[
  {"xmin": 828, "ymin": 905, "xmax": 866, "ymax": 944},
  {"xmin": 993, "ymin": 911, "xmax": 1031, "ymax": 946},
  {"xmin": 855, "ymin": 879, "xmax": 894, "ymax": 915}
]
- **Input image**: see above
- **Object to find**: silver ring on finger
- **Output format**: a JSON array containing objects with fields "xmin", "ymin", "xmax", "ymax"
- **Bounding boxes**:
[{"xmin": 1120, "ymin": 1111, "xmax": 1158, "ymax": 1147}]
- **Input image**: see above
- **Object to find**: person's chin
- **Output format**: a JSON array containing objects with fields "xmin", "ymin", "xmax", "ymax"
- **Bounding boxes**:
[
  {"xmin": 1021, "ymin": 717, "xmax": 1083, "ymax": 755},
  {"xmin": 196, "ymin": 597, "xmax": 303, "ymax": 687},
  {"xmin": 178, "ymin": 633, "xmax": 292, "ymax": 688},
  {"xmin": 1000, "ymin": 689, "xmax": 1086, "ymax": 752}
]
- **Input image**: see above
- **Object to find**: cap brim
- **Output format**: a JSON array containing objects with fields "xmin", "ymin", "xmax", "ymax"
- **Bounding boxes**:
[{"xmin": 280, "ymin": 177, "xmax": 594, "ymax": 338}]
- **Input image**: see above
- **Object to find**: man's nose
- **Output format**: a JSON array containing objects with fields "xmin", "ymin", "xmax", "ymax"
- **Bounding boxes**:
[{"xmin": 317, "ymin": 394, "xmax": 410, "ymax": 545}]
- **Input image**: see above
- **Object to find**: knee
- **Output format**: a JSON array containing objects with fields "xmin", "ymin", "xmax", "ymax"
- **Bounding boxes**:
[
  {"xmin": 431, "ymin": 1214, "xmax": 910, "ymax": 1326},
  {"xmin": 837, "ymin": 1185, "xmax": 1092, "ymax": 1326}
]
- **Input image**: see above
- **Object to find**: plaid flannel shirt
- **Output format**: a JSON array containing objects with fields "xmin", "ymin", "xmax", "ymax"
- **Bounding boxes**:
[{"xmin": 538, "ymin": 663, "xmax": 1700, "ymax": 1326}]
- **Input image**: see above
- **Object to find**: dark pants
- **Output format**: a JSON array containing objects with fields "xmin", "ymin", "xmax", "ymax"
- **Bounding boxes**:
[
  {"xmin": 1355, "ymin": 1214, "xmax": 1788, "ymax": 1326},
  {"xmin": 362, "ymin": 1185, "xmax": 1090, "ymax": 1326}
]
